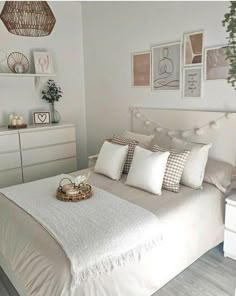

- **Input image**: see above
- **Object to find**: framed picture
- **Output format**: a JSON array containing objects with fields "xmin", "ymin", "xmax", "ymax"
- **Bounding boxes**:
[
  {"xmin": 205, "ymin": 46, "xmax": 230, "ymax": 80},
  {"xmin": 183, "ymin": 67, "xmax": 203, "ymax": 99},
  {"xmin": 33, "ymin": 51, "xmax": 54, "ymax": 74},
  {"xmin": 151, "ymin": 42, "xmax": 181, "ymax": 91},
  {"xmin": 131, "ymin": 51, "xmax": 151, "ymax": 87},
  {"xmin": 33, "ymin": 112, "xmax": 51, "ymax": 125},
  {"xmin": 183, "ymin": 31, "xmax": 204, "ymax": 66}
]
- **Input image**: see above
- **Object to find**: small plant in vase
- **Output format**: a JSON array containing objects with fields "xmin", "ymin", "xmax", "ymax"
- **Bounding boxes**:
[{"xmin": 42, "ymin": 79, "xmax": 63, "ymax": 124}]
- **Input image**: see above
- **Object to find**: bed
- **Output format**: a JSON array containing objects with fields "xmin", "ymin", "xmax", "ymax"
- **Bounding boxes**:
[{"xmin": 0, "ymin": 108, "xmax": 235, "ymax": 296}]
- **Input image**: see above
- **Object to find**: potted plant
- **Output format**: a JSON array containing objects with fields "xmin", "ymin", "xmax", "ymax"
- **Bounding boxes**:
[
  {"xmin": 42, "ymin": 79, "xmax": 63, "ymax": 123},
  {"xmin": 222, "ymin": 1, "xmax": 236, "ymax": 89}
]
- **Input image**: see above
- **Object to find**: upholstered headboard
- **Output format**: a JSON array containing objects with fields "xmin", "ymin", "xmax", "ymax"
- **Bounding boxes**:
[{"xmin": 131, "ymin": 107, "xmax": 236, "ymax": 166}]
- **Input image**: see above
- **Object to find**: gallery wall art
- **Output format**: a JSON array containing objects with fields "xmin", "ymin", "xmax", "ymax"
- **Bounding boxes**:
[
  {"xmin": 183, "ymin": 31, "xmax": 204, "ymax": 66},
  {"xmin": 132, "ymin": 51, "xmax": 151, "ymax": 87},
  {"xmin": 183, "ymin": 67, "xmax": 202, "ymax": 98},
  {"xmin": 151, "ymin": 42, "xmax": 181, "ymax": 91},
  {"xmin": 130, "ymin": 28, "xmax": 228, "ymax": 98},
  {"xmin": 205, "ymin": 46, "xmax": 229, "ymax": 80}
]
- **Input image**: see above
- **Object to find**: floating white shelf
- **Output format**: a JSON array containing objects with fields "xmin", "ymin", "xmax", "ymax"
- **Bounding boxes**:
[{"xmin": 0, "ymin": 73, "xmax": 56, "ymax": 77}]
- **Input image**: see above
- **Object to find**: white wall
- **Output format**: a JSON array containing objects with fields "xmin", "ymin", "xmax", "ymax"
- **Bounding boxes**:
[
  {"xmin": 82, "ymin": 1, "xmax": 236, "ymax": 156},
  {"xmin": 0, "ymin": 1, "xmax": 87, "ymax": 168}
]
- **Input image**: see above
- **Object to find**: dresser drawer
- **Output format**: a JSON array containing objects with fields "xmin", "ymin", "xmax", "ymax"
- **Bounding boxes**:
[
  {"xmin": 224, "ymin": 229, "xmax": 236, "ymax": 257},
  {"xmin": 0, "ymin": 152, "xmax": 21, "ymax": 171},
  {"xmin": 20, "ymin": 127, "xmax": 75, "ymax": 149},
  {"xmin": 22, "ymin": 143, "xmax": 76, "ymax": 166},
  {"xmin": 0, "ymin": 133, "xmax": 19, "ymax": 153},
  {"xmin": 225, "ymin": 204, "xmax": 236, "ymax": 232},
  {"xmin": 23, "ymin": 157, "xmax": 77, "ymax": 183},
  {"xmin": 0, "ymin": 168, "xmax": 22, "ymax": 188}
]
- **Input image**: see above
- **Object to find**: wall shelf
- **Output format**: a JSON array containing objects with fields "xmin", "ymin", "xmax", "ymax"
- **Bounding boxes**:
[{"xmin": 0, "ymin": 72, "xmax": 56, "ymax": 87}]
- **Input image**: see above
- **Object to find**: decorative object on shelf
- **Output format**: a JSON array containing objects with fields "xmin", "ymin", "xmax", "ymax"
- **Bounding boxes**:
[
  {"xmin": 183, "ymin": 31, "xmax": 204, "ymax": 66},
  {"xmin": 183, "ymin": 67, "xmax": 203, "ymax": 98},
  {"xmin": 205, "ymin": 46, "xmax": 230, "ymax": 80},
  {"xmin": 33, "ymin": 111, "xmax": 51, "ymax": 125},
  {"xmin": 131, "ymin": 51, "xmax": 151, "ymax": 87},
  {"xmin": 222, "ymin": 2, "xmax": 236, "ymax": 89},
  {"xmin": 132, "ymin": 108, "xmax": 235, "ymax": 138},
  {"xmin": 56, "ymin": 175, "xmax": 92, "ymax": 202},
  {"xmin": 0, "ymin": 1, "xmax": 56, "ymax": 37},
  {"xmin": 42, "ymin": 79, "xmax": 62, "ymax": 124},
  {"xmin": 8, "ymin": 114, "xmax": 27, "ymax": 129},
  {"xmin": 7, "ymin": 52, "xmax": 29, "ymax": 73},
  {"xmin": 33, "ymin": 51, "xmax": 54, "ymax": 74},
  {"xmin": 151, "ymin": 42, "xmax": 181, "ymax": 91}
]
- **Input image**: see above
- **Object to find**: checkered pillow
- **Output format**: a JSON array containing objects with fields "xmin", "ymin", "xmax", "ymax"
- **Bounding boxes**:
[
  {"xmin": 152, "ymin": 144, "xmax": 190, "ymax": 193},
  {"xmin": 112, "ymin": 134, "xmax": 138, "ymax": 174}
]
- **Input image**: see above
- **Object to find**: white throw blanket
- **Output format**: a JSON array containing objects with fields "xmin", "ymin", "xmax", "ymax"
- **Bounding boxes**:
[{"xmin": 1, "ymin": 174, "xmax": 162, "ymax": 292}]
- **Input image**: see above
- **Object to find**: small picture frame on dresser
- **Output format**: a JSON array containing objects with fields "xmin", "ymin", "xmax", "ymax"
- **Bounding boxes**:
[{"xmin": 33, "ymin": 111, "xmax": 51, "ymax": 125}]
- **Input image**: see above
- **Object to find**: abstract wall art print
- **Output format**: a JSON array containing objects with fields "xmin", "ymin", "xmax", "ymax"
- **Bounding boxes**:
[
  {"xmin": 151, "ymin": 42, "xmax": 181, "ymax": 91},
  {"xmin": 183, "ymin": 67, "xmax": 202, "ymax": 99},
  {"xmin": 205, "ymin": 46, "xmax": 229, "ymax": 80},
  {"xmin": 184, "ymin": 31, "xmax": 204, "ymax": 66},
  {"xmin": 132, "ymin": 51, "xmax": 151, "ymax": 87}
]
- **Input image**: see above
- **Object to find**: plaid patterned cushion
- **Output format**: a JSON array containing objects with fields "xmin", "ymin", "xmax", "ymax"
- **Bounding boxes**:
[
  {"xmin": 152, "ymin": 144, "xmax": 190, "ymax": 193},
  {"xmin": 112, "ymin": 134, "xmax": 138, "ymax": 174}
]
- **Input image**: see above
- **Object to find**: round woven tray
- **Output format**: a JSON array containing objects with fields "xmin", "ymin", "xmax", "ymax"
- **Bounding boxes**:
[{"xmin": 56, "ymin": 183, "xmax": 92, "ymax": 202}]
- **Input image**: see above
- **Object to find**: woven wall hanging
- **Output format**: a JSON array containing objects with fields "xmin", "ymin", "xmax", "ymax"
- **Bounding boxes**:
[{"xmin": 0, "ymin": 1, "xmax": 56, "ymax": 37}]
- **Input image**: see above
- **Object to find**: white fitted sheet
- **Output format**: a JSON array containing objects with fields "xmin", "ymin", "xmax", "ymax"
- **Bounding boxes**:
[{"xmin": 0, "ymin": 169, "xmax": 225, "ymax": 296}]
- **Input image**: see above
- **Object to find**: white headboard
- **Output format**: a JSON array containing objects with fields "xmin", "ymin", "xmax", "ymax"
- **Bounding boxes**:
[{"xmin": 132, "ymin": 107, "xmax": 236, "ymax": 166}]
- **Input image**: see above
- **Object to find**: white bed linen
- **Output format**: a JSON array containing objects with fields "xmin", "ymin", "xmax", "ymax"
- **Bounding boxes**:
[{"xmin": 0, "ymin": 169, "xmax": 225, "ymax": 296}]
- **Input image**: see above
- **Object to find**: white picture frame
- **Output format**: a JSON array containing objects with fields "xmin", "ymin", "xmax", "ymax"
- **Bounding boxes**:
[
  {"xmin": 33, "ymin": 51, "xmax": 54, "ymax": 74},
  {"xmin": 131, "ymin": 51, "xmax": 151, "ymax": 87},
  {"xmin": 183, "ymin": 31, "xmax": 204, "ymax": 67},
  {"xmin": 33, "ymin": 111, "xmax": 51, "ymax": 125},
  {"xmin": 183, "ymin": 67, "xmax": 203, "ymax": 99},
  {"xmin": 151, "ymin": 41, "xmax": 181, "ymax": 91},
  {"xmin": 204, "ymin": 45, "xmax": 229, "ymax": 80}
]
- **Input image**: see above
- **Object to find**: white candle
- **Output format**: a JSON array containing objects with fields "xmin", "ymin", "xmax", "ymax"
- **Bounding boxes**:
[
  {"xmin": 9, "ymin": 114, "xmax": 14, "ymax": 125},
  {"xmin": 16, "ymin": 119, "xmax": 22, "ymax": 125},
  {"xmin": 19, "ymin": 116, "xmax": 24, "ymax": 124},
  {"xmin": 12, "ymin": 118, "xmax": 17, "ymax": 126}
]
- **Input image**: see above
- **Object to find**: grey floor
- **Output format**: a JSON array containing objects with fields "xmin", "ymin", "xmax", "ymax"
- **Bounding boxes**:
[{"xmin": 0, "ymin": 244, "xmax": 235, "ymax": 296}]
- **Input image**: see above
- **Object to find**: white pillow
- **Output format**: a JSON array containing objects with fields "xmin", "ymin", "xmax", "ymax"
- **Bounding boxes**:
[
  {"xmin": 126, "ymin": 146, "xmax": 169, "ymax": 195},
  {"xmin": 123, "ymin": 130, "xmax": 154, "ymax": 148},
  {"xmin": 204, "ymin": 158, "xmax": 234, "ymax": 193},
  {"xmin": 170, "ymin": 137, "xmax": 212, "ymax": 189},
  {"xmin": 94, "ymin": 141, "xmax": 128, "ymax": 180}
]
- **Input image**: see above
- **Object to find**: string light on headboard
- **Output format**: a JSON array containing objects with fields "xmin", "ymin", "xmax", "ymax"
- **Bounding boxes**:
[{"xmin": 132, "ymin": 108, "xmax": 235, "ymax": 137}]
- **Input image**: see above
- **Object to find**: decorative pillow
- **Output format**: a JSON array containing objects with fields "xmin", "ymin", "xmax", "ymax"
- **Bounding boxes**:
[
  {"xmin": 94, "ymin": 141, "xmax": 128, "ymax": 180},
  {"xmin": 204, "ymin": 158, "xmax": 234, "ymax": 193},
  {"xmin": 111, "ymin": 134, "xmax": 138, "ymax": 174},
  {"xmin": 170, "ymin": 137, "xmax": 212, "ymax": 189},
  {"xmin": 152, "ymin": 145, "xmax": 190, "ymax": 193},
  {"xmin": 126, "ymin": 146, "xmax": 169, "ymax": 195},
  {"xmin": 123, "ymin": 130, "xmax": 154, "ymax": 148}
]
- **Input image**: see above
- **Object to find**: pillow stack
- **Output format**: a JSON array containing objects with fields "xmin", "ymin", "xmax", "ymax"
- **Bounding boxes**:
[{"xmin": 94, "ymin": 130, "xmax": 215, "ymax": 195}]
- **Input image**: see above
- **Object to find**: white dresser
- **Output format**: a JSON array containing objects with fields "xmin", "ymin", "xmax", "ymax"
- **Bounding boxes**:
[
  {"xmin": 0, "ymin": 123, "xmax": 77, "ymax": 188},
  {"xmin": 224, "ymin": 193, "xmax": 236, "ymax": 260}
]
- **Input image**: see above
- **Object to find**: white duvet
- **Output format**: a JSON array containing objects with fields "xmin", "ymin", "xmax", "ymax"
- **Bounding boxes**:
[
  {"xmin": 1, "ymin": 174, "xmax": 162, "ymax": 293},
  {"xmin": 0, "ymin": 169, "xmax": 224, "ymax": 296}
]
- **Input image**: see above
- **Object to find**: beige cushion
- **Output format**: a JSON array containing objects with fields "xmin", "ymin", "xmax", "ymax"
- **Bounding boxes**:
[
  {"xmin": 152, "ymin": 145, "xmax": 190, "ymax": 193},
  {"xmin": 126, "ymin": 146, "xmax": 169, "ymax": 195},
  {"xmin": 94, "ymin": 141, "xmax": 128, "ymax": 180},
  {"xmin": 204, "ymin": 158, "xmax": 234, "ymax": 193},
  {"xmin": 111, "ymin": 134, "xmax": 138, "ymax": 174},
  {"xmin": 170, "ymin": 137, "xmax": 212, "ymax": 189},
  {"xmin": 123, "ymin": 130, "xmax": 154, "ymax": 148}
]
